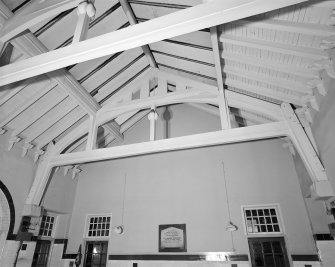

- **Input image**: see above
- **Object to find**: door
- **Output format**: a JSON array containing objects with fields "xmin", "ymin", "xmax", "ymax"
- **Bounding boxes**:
[
  {"xmin": 248, "ymin": 237, "xmax": 290, "ymax": 267},
  {"xmin": 84, "ymin": 241, "xmax": 108, "ymax": 267},
  {"xmin": 32, "ymin": 240, "xmax": 51, "ymax": 267}
]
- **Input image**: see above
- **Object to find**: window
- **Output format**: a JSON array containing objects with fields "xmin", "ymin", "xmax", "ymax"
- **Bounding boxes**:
[
  {"xmin": 39, "ymin": 215, "xmax": 56, "ymax": 237},
  {"xmin": 243, "ymin": 206, "xmax": 281, "ymax": 234},
  {"xmin": 86, "ymin": 215, "xmax": 111, "ymax": 238},
  {"xmin": 84, "ymin": 241, "xmax": 108, "ymax": 267}
]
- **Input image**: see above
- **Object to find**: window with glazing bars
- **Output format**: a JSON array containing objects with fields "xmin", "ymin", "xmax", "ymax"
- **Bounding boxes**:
[
  {"xmin": 243, "ymin": 207, "xmax": 281, "ymax": 234},
  {"xmin": 87, "ymin": 215, "xmax": 111, "ymax": 237},
  {"xmin": 39, "ymin": 215, "xmax": 55, "ymax": 237}
]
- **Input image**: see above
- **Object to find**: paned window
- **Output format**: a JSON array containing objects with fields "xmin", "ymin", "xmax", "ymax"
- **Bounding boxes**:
[
  {"xmin": 39, "ymin": 215, "xmax": 55, "ymax": 237},
  {"xmin": 243, "ymin": 206, "xmax": 281, "ymax": 234},
  {"xmin": 87, "ymin": 215, "xmax": 111, "ymax": 237}
]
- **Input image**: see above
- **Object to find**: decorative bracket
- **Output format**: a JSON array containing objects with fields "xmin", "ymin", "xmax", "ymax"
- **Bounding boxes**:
[
  {"xmin": 8, "ymin": 136, "xmax": 21, "ymax": 151},
  {"xmin": 21, "ymin": 142, "xmax": 34, "ymax": 157}
]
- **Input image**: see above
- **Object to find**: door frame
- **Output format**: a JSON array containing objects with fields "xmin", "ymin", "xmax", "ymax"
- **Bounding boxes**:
[
  {"xmin": 83, "ymin": 240, "xmax": 109, "ymax": 267},
  {"xmin": 248, "ymin": 236, "xmax": 290, "ymax": 267}
]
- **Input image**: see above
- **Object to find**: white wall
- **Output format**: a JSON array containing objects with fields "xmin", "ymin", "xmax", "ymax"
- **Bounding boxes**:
[
  {"xmin": 311, "ymin": 77, "xmax": 335, "ymax": 194},
  {"xmin": 0, "ymin": 132, "xmax": 35, "ymax": 233},
  {"xmin": 66, "ymin": 104, "xmax": 322, "ymax": 257}
]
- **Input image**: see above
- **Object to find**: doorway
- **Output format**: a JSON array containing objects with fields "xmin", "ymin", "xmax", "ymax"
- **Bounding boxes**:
[
  {"xmin": 248, "ymin": 237, "xmax": 290, "ymax": 267},
  {"xmin": 32, "ymin": 240, "xmax": 51, "ymax": 267},
  {"xmin": 84, "ymin": 241, "xmax": 108, "ymax": 267}
]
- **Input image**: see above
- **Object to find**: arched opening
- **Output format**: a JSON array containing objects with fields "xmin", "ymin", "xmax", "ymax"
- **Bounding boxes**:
[{"xmin": 0, "ymin": 180, "xmax": 15, "ymax": 259}]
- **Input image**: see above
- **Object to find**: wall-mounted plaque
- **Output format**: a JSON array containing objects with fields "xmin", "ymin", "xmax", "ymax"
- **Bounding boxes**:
[{"xmin": 159, "ymin": 224, "xmax": 186, "ymax": 252}]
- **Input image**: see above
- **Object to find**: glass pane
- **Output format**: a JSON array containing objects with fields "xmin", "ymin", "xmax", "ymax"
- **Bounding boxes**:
[
  {"xmin": 87, "ymin": 244, "xmax": 94, "ymax": 253},
  {"xmin": 264, "ymin": 255, "xmax": 275, "ymax": 266},
  {"xmin": 253, "ymin": 242, "xmax": 262, "ymax": 253},
  {"xmin": 263, "ymin": 242, "xmax": 272, "ymax": 253},
  {"xmin": 272, "ymin": 217, "xmax": 278, "ymax": 223},
  {"xmin": 252, "ymin": 210, "xmax": 257, "ymax": 216},
  {"xmin": 270, "ymin": 209, "xmax": 276, "ymax": 215},
  {"xmin": 246, "ymin": 210, "xmax": 251, "ymax": 217},
  {"xmin": 272, "ymin": 242, "xmax": 283, "ymax": 253},
  {"xmin": 261, "ymin": 225, "xmax": 267, "ymax": 232},
  {"xmin": 274, "ymin": 254, "xmax": 285, "ymax": 266},
  {"xmin": 102, "ymin": 244, "xmax": 107, "ymax": 253},
  {"xmin": 273, "ymin": 225, "xmax": 280, "ymax": 232},
  {"xmin": 267, "ymin": 225, "xmax": 273, "ymax": 232},
  {"xmin": 254, "ymin": 254, "xmax": 264, "ymax": 266},
  {"xmin": 264, "ymin": 209, "xmax": 270, "ymax": 216},
  {"xmin": 258, "ymin": 209, "xmax": 264, "ymax": 216}
]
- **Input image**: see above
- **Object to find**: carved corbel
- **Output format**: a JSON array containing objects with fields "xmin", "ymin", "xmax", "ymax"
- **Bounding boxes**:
[
  {"xmin": 8, "ymin": 136, "xmax": 21, "ymax": 151},
  {"xmin": 0, "ymin": 128, "xmax": 6, "ymax": 135},
  {"xmin": 281, "ymin": 137, "xmax": 296, "ymax": 155},
  {"xmin": 72, "ymin": 165, "xmax": 82, "ymax": 179},
  {"xmin": 301, "ymin": 94, "xmax": 320, "ymax": 112},
  {"xmin": 313, "ymin": 58, "xmax": 335, "ymax": 80},
  {"xmin": 320, "ymin": 35, "xmax": 335, "ymax": 50},
  {"xmin": 63, "ymin": 165, "xmax": 73, "ymax": 176},
  {"xmin": 21, "ymin": 142, "xmax": 34, "ymax": 157},
  {"xmin": 34, "ymin": 149, "xmax": 45, "ymax": 163}
]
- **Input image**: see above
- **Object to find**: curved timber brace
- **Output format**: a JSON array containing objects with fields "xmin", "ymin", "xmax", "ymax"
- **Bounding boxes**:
[{"xmin": 25, "ymin": 98, "xmax": 335, "ymax": 214}]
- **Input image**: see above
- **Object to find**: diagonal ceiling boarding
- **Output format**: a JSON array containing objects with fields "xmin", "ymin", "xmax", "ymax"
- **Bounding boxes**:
[{"xmin": 0, "ymin": 0, "xmax": 334, "ymax": 162}]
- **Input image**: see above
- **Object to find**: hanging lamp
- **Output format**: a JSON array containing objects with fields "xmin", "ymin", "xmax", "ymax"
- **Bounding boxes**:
[{"xmin": 114, "ymin": 173, "xmax": 127, "ymax": 234}]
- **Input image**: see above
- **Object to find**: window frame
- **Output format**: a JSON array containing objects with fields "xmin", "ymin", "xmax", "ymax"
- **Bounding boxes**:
[
  {"xmin": 38, "ymin": 213, "xmax": 57, "ymax": 238},
  {"xmin": 84, "ymin": 213, "xmax": 112, "ymax": 239},
  {"xmin": 241, "ymin": 204, "xmax": 284, "ymax": 236}
]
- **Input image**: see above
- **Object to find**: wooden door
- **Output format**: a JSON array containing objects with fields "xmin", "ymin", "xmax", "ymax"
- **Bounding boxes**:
[
  {"xmin": 84, "ymin": 241, "xmax": 108, "ymax": 267},
  {"xmin": 32, "ymin": 240, "xmax": 51, "ymax": 267},
  {"xmin": 248, "ymin": 237, "xmax": 290, "ymax": 267}
]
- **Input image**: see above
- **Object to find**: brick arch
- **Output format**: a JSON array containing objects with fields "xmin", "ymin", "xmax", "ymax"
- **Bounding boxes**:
[{"xmin": 0, "ymin": 180, "xmax": 15, "ymax": 239}]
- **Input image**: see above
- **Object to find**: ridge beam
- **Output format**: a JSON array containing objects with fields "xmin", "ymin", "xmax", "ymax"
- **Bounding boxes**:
[{"xmin": 0, "ymin": 0, "xmax": 310, "ymax": 86}]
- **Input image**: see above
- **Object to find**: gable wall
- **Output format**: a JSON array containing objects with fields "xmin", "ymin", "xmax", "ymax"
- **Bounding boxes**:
[{"xmin": 67, "ymin": 104, "xmax": 320, "ymax": 257}]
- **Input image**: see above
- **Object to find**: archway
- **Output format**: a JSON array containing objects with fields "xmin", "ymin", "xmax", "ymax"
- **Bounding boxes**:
[{"xmin": 0, "ymin": 180, "xmax": 15, "ymax": 259}]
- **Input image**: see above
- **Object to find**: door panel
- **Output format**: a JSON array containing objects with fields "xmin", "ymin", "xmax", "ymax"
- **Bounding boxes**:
[
  {"xmin": 32, "ymin": 240, "xmax": 51, "ymax": 267},
  {"xmin": 248, "ymin": 237, "xmax": 290, "ymax": 267},
  {"xmin": 84, "ymin": 241, "xmax": 108, "ymax": 267}
]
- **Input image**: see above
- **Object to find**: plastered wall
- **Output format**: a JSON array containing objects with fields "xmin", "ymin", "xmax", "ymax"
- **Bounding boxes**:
[
  {"xmin": 67, "ymin": 104, "xmax": 321, "ymax": 257},
  {"xmin": 311, "ymin": 77, "xmax": 335, "ymax": 194},
  {"xmin": 0, "ymin": 132, "xmax": 35, "ymax": 233}
]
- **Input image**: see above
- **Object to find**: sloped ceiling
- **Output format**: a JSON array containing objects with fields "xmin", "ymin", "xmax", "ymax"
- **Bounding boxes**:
[{"xmin": 0, "ymin": 0, "xmax": 333, "ymax": 159}]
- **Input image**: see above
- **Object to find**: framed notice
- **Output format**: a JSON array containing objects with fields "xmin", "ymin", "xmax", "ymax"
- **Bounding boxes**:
[{"xmin": 159, "ymin": 224, "xmax": 186, "ymax": 252}]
